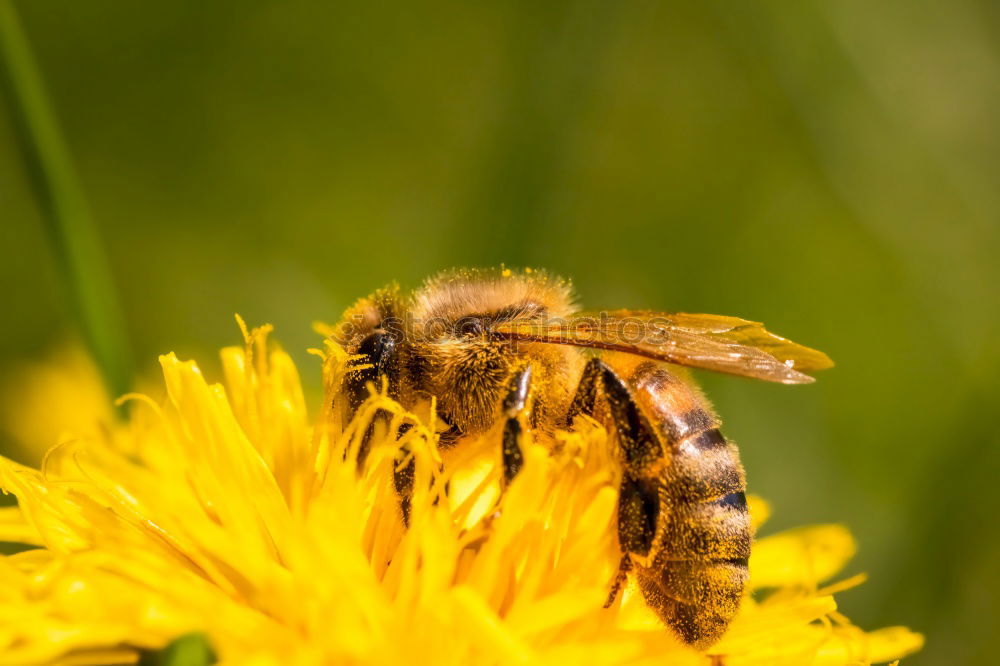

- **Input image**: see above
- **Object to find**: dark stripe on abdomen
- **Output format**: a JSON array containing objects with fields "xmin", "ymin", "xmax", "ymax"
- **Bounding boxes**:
[
  {"xmin": 663, "ymin": 444, "xmax": 745, "ymax": 502},
  {"xmin": 658, "ymin": 498, "xmax": 751, "ymax": 561},
  {"xmin": 684, "ymin": 428, "xmax": 727, "ymax": 451},
  {"xmin": 659, "ymin": 408, "xmax": 716, "ymax": 442},
  {"xmin": 713, "ymin": 491, "xmax": 747, "ymax": 512}
]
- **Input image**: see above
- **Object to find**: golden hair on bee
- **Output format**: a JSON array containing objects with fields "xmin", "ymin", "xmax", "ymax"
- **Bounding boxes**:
[
  {"xmin": 404, "ymin": 268, "xmax": 582, "ymax": 437},
  {"xmin": 409, "ymin": 267, "xmax": 577, "ymax": 327},
  {"xmin": 331, "ymin": 266, "xmax": 832, "ymax": 647}
]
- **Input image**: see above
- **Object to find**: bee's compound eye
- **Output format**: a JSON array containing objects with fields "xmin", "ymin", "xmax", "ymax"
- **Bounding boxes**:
[{"xmin": 457, "ymin": 317, "xmax": 486, "ymax": 337}]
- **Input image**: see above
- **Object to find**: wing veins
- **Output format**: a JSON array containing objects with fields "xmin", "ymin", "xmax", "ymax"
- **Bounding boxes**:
[{"xmin": 492, "ymin": 312, "xmax": 832, "ymax": 384}]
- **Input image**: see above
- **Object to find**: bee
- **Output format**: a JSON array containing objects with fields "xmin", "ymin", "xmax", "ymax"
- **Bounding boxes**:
[{"xmin": 332, "ymin": 268, "xmax": 832, "ymax": 648}]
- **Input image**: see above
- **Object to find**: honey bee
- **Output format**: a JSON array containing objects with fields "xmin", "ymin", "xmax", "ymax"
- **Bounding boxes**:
[{"xmin": 332, "ymin": 268, "xmax": 832, "ymax": 648}]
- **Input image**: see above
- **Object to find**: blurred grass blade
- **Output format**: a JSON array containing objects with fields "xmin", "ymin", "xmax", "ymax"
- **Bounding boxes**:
[{"xmin": 0, "ymin": 1, "xmax": 131, "ymax": 396}]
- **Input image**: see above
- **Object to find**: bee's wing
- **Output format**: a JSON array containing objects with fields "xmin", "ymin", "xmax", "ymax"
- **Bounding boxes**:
[{"xmin": 492, "ymin": 310, "xmax": 833, "ymax": 384}]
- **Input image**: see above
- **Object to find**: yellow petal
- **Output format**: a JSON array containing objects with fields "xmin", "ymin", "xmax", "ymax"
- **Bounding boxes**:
[
  {"xmin": 750, "ymin": 524, "xmax": 856, "ymax": 589},
  {"xmin": 0, "ymin": 506, "xmax": 43, "ymax": 546},
  {"xmin": 747, "ymin": 494, "xmax": 771, "ymax": 531},
  {"xmin": 867, "ymin": 626, "xmax": 926, "ymax": 663}
]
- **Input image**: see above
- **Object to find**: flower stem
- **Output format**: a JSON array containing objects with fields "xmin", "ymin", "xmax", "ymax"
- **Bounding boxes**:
[{"xmin": 0, "ymin": 1, "xmax": 132, "ymax": 397}]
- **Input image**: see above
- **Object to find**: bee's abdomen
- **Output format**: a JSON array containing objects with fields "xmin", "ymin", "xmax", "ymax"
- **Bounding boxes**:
[
  {"xmin": 628, "ymin": 364, "xmax": 751, "ymax": 648},
  {"xmin": 634, "ymin": 554, "xmax": 748, "ymax": 649}
]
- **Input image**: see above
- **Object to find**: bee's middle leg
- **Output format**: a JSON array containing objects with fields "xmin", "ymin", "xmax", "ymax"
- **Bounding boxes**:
[
  {"xmin": 392, "ymin": 423, "xmax": 415, "ymax": 526},
  {"xmin": 501, "ymin": 364, "xmax": 534, "ymax": 484},
  {"xmin": 393, "ymin": 421, "xmax": 455, "ymax": 527}
]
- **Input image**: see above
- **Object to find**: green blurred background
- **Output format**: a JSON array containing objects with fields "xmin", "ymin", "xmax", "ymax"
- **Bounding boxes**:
[{"xmin": 2, "ymin": 2, "xmax": 998, "ymax": 664}]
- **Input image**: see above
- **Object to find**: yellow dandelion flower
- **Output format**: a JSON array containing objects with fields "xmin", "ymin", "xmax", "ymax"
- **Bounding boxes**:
[{"xmin": 0, "ymin": 323, "xmax": 923, "ymax": 665}]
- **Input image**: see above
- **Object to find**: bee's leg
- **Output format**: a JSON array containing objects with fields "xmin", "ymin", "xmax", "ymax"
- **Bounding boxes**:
[
  {"xmin": 436, "ymin": 420, "xmax": 463, "ymax": 449},
  {"xmin": 395, "ymin": 420, "xmax": 456, "ymax": 527},
  {"xmin": 355, "ymin": 408, "xmax": 392, "ymax": 469},
  {"xmin": 568, "ymin": 358, "xmax": 665, "ymax": 595},
  {"xmin": 343, "ymin": 330, "xmax": 400, "ymax": 470},
  {"xmin": 501, "ymin": 364, "xmax": 534, "ymax": 484},
  {"xmin": 603, "ymin": 555, "xmax": 632, "ymax": 608},
  {"xmin": 392, "ymin": 424, "xmax": 415, "ymax": 526},
  {"xmin": 566, "ymin": 357, "xmax": 604, "ymax": 422},
  {"xmin": 571, "ymin": 358, "xmax": 664, "ymax": 470},
  {"xmin": 604, "ymin": 553, "xmax": 632, "ymax": 608}
]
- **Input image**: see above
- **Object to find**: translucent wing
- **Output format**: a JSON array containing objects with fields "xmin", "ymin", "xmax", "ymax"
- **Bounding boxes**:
[{"xmin": 492, "ymin": 310, "xmax": 833, "ymax": 384}]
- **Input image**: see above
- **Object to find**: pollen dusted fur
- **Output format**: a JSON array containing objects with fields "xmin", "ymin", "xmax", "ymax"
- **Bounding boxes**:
[
  {"xmin": 336, "ymin": 268, "xmax": 582, "ymax": 439},
  {"xmin": 333, "ymin": 267, "xmax": 817, "ymax": 647}
]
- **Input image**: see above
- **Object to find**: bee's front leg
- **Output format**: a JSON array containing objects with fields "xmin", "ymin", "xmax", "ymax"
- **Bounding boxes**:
[
  {"xmin": 344, "ymin": 330, "xmax": 400, "ymax": 470},
  {"xmin": 501, "ymin": 364, "xmax": 533, "ymax": 485}
]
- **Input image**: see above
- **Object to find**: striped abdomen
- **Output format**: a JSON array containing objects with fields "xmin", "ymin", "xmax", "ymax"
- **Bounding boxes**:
[{"xmin": 616, "ymin": 361, "xmax": 750, "ymax": 648}]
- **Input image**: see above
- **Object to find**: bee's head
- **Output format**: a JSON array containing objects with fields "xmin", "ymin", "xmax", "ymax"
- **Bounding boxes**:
[{"xmin": 332, "ymin": 284, "xmax": 404, "ymax": 412}]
